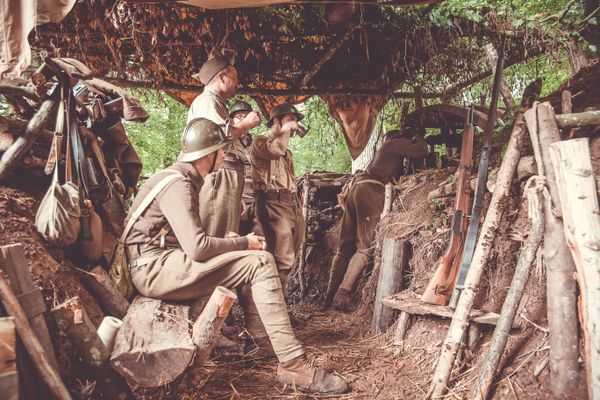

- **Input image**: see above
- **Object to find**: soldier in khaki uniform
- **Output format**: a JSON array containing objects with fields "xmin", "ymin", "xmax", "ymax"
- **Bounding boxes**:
[
  {"xmin": 188, "ymin": 55, "xmax": 261, "ymax": 237},
  {"xmin": 250, "ymin": 103, "xmax": 306, "ymax": 293},
  {"xmin": 325, "ymin": 130, "xmax": 428, "ymax": 311},
  {"xmin": 125, "ymin": 118, "xmax": 347, "ymax": 394}
]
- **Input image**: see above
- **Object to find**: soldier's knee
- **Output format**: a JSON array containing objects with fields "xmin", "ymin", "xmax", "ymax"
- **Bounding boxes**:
[{"xmin": 246, "ymin": 251, "xmax": 278, "ymax": 279}]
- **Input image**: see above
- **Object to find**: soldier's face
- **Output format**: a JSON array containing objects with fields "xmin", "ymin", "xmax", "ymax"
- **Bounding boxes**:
[
  {"xmin": 222, "ymin": 67, "xmax": 239, "ymax": 98},
  {"xmin": 214, "ymin": 148, "xmax": 225, "ymax": 169},
  {"xmin": 280, "ymin": 113, "xmax": 298, "ymax": 125},
  {"xmin": 232, "ymin": 111, "xmax": 249, "ymax": 124}
]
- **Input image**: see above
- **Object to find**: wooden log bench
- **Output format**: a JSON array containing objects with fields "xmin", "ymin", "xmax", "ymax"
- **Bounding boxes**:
[
  {"xmin": 110, "ymin": 287, "xmax": 236, "ymax": 388},
  {"xmin": 382, "ymin": 291, "xmax": 518, "ymax": 353}
]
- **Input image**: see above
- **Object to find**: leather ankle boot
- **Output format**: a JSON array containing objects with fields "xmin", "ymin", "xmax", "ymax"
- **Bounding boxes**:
[
  {"xmin": 277, "ymin": 355, "xmax": 348, "ymax": 394},
  {"xmin": 332, "ymin": 288, "xmax": 354, "ymax": 312}
]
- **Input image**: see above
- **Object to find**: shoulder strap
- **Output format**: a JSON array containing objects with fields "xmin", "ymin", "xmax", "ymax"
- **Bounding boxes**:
[{"xmin": 120, "ymin": 172, "xmax": 183, "ymax": 242}]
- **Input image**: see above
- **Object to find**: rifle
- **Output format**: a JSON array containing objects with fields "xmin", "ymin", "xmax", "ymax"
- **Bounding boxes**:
[
  {"xmin": 421, "ymin": 106, "xmax": 475, "ymax": 305},
  {"xmin": 447, "ymin": 41, "xmax": 506, "ymax": 309}
]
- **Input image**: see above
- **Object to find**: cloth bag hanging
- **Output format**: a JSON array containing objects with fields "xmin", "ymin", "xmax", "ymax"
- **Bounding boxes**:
[{"xmin": 35, "ymin": 93, "xmax": 82, "ymax": 246}]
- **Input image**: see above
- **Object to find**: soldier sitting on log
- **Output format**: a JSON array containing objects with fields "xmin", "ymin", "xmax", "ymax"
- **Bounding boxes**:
[
  {"xmin": 124, "ymin": 117, "xmax": 348, "ymax": 394},
  {"xmin": 325, "ymin": 129, "xmax": 428, "ymax": 312}
]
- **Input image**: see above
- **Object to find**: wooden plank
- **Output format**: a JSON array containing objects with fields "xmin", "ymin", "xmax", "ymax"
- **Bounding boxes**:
[
  {"xmin": 549, "ymin": 137, "xmax": 600, "ymax": 400},
  {"xmin": 0, "ymin": 317, "xmax": 18, "ymax": 400},
  {"xmin": 0, "ymin": 244, "xmax": 57, "ymax": 370}
]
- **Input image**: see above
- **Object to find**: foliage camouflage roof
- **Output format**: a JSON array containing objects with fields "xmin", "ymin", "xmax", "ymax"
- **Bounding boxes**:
[{"xmin": 30, "ymin": 0, "xmax": 548, "ymax": 102}]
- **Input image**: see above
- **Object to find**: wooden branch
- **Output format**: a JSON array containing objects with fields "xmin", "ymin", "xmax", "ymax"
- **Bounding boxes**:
[
  {"xmin": 555, "ymin": 110, "xmax": 600, "ymax": 128},
  {"xmin": 392, "ymin": 311, "xmax": 411, "ymax": 350},
  {"xmin": 524, "ymin": 102, "xmax": 580, "ymax": 396},
  {"xmin": 0, "ymin": 100, "xmax": 56, "ymax": 183},
  {"xmin": 484, "ymin": 43, "xmax": 516, "ymax": 113},
  {"xmin": 549, "ymin": 138, "xmax": 600, "ymax": 400},
  {"xmin": 0, "ymin": 85, "xmax": 40, "ymax": 102},
  {"xmin": 192, "ymin": 287, "xmax": 237, "ymax": 366},
  {"xmin": 471, "ymin": 182, "xmax": 545, "ymax": 400},
  {"xmin": 0, "ymin": 271, "xmax": 71, "ymax": 399},
  {"xmin": 297, "ymin": 178, "xmax": 311, "ymax": 296},
  {"xmin": 301, "ymin": 26, "xmax": 360, "ymax": 87},
  {"xmin": 78, "ymin": 266, "xmax": 129, "ymax": 319},
  {"xmin": 380, "ymin": 184, "xmax": 393, "ymax": 218},
  {"xmin": 429, "ymin": 112, "xmax": 527, "ymax": 399},
  {"xmin": 51, "ymin": 297, "xmax": 109, "ymax": 369},
  {"xmin": 372, "ymin": 239, "xmax": 409, "ymax": 334}
]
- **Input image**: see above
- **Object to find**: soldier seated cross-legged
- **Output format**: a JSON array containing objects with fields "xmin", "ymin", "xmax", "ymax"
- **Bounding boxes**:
[{"xmin": 124, "ymin": 118, "xmax": 348, "ymax": 394}]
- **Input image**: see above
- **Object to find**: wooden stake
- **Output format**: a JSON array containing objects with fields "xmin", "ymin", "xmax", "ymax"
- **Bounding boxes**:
[
  {"xmin": 297, "ymin": 177, "xmax": 311, "ymax": 296},
  {"xmin": 0, "ymin": 99, "xmax": 56, "ymax": 183},
  {"xmin": 0, "ymin": 271, "xmax": 71, "ymax": 399},
  {"xmin": 192, "ymin": 286, "xmax": 237, "ymax": 366},
  {"xmin": 429, "ymin": 112, "xmax": 527, "ymax": 399},
  {"xmin": 0, "ymin": 317, "xmax": 18, "ymax": 400},
  {"xmin": 79, "ymin": 266, "xmax": 129, "ymax": 319},
  {"xmin": 549, "ymin": 137, "xmax": 600, "ymax": 400},
  {"xmin": 372, "ymin": 239, "xmax": 409, "ymax": 334},
  {"xmin": 524, "ymin": 102, "xmax": 580, "ymax": 396},
  {"xmin": 484, "ymin": 43, "xmax": 516, "ymax": 113},
  {"xmin": 555, "ymin": 110, "xmax": 600, "ymax": 128},
  {"xmin": 471, "ymin": 180, "xmax": 545, "ymax": 400},
  {"xmin": 51, "ymin": 297, "xmax": 109, "ymax": 369},
  {"xmin": 380, "ymin": 183, "xmax": 393, "ymax": 218},
  {"xmin": 392, "ymin": 311, "xmax": 411, "ymax": 350}
]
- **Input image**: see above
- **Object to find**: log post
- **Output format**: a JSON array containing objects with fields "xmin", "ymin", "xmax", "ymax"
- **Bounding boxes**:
[
  {"xmin": 111, "ymin": 296, "xmax": 196, "ymax": 387},
  {"xmin": 78, "ymin": 266, "xmax": 129, "ymax": 319},
  {"xmin": 471, "ymin": 179, "xmax": 545, "ymax": 400},
  {"xmin": 549, "ymin": 137, "xmax": 600, "ymax": 400},
  {"xmin": 297, "ymin": 177, "xmax": 311, "ymax": 296},
  {"xmin": 392, "ymin": 311, "xmax": 411, "ymax": 350},
  {"xmin": 0, "ymin": 317, "xmax": 18, "ymax": 400},
  {"xmin": 524, "ymin": 102, "xmax": 580, "ymax": 396},
  {"xmin": 51, "ymin": 297, "xmax": 109, "ymax": 369},
  {"xmin": 0, "ymin": 99, "xmax": 56, "ymax": 183},
  {"xmin": 555, "ymin": 110, "xmax": 600, "ymax": 128},
  {"xmin": 192, "ymin": 286, "xmax": 237, "ymax": 366},
  {"xmin": 372, "ymin": 239, "xmax": 410, "ymax": 334},
  {"xmin": 380, "ymin": 183, "xmax": 393, "ymax": 218},
  {"xmin": 0, "ymin": 270, "xmax": 71, "ymax": 399},
  {"xmin": 429, "ymin": 112, "xmax": 527, "ymax": 399}
]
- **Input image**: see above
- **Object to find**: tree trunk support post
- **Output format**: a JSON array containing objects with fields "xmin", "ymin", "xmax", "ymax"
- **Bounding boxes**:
[
  {"xmin": 549, "ymin": 137, "xmax": 600, "ymax": 400},
  {"xmin": 372, "ymin": 239, "xmax": 410, "ymax": 334},
  {"xmin": 524, "ymin": 102, "xmax": 580, "ymax": 396}
]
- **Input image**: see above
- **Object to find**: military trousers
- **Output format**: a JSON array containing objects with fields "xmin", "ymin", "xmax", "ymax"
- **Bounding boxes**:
[
  {"xmin": 326, "ymin": 179, "xmax": 385, "ymax": 304},
  {"xmin": 199, "ymin": 167, "xmax": 245, "ymax": 238},
  {"xmin": 129, "ymin": 246, "xmax": 304, "ymax": 363}
]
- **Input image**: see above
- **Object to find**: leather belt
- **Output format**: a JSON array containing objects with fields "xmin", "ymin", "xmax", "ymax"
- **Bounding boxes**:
[{"xmin": 256, "ymin": 190, "xmax": 296, "ymax": 201}]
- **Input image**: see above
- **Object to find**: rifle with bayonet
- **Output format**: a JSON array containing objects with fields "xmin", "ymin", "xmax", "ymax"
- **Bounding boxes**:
[
  {"xmin": 421, "ymin": 106, "xmax": 475, "ymax": 305},
  {"xmin": 447, "ymin": 41, "xmax": 506, "ymax": 309}
]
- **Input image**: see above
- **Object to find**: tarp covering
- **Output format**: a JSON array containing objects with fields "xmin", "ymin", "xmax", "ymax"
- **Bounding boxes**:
[
  {"xmin": 0, "ymin": 0, "xmax": 76, "ymax": 81},
  {"xmin": 179, "ymin": 0, "xmax": 294, "ymax": 9},
  {"xmin": 325, "ymin": 95, "xmax": 385, "ymax": 160}
]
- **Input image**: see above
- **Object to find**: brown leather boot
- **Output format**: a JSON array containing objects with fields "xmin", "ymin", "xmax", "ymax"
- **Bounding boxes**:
[
  {"xmin": 215, "ymin": 332, "xmax": 239, "ymax": 352},
  {"xmin": 332, "ymin": 288, "xmax": 354, "ymax": 312},
  {"xmin": 277, "ymin": 355, "xmax": 348, "ymax": 394}
]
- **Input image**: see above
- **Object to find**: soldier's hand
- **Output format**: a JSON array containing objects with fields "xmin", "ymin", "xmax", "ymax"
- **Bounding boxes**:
[
  {"xmin": 243, "ymin": 111, "xmax": 261, "ymax": 129},
  {"xmin": 246, "ymin": 233, "xmax": 267, "ymax": 250},
  {"xmin": 281, "ymin": 121, "xmax": 300, "ymax": 136}
]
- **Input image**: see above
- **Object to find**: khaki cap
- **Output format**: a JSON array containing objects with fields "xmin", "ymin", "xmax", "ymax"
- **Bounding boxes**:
[{"xmin": 192, "ymin": 55, "xmax": 231, "ymax": 85}]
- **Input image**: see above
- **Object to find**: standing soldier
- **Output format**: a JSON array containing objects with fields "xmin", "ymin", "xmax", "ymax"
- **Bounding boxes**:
[
  {"xmin": 228, "ymin": 100, "xmax": 259, "ymax": 235},
  {"xmin": 188, "ymin": 54, "xmax": 260, "ymax": 237},
  {"xmin": 250, "ymin": 102, "xmax": 306, "ymax": 295},
  {"xmin": 325, "ymin": 129, "xmax": 428, "ymax": 311},
  {"xmin": 125, "ymin": 118, "xmax": 347, "ymax": 394}
]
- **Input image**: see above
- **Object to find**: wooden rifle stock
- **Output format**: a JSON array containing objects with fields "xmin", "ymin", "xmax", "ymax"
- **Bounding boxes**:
[{"xmin": 421, "ymin": 107, "xmax": 474, "ymax": 305}]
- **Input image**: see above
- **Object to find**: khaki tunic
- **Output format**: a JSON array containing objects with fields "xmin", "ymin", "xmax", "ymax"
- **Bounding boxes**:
[
  {"xmin": 326, "ymin": 138, "xmax": 428, "ymax": 300},
  {"xmin": 124, "ymin": 161, "xmax": 303, "ymax": 362},
  {"xmin": 250, "ymin": 135, "xmax": 304, "ymax": 273},
  {"xmin": 187, "ymin": 87, "xmax": 246, "ymax": 236}
]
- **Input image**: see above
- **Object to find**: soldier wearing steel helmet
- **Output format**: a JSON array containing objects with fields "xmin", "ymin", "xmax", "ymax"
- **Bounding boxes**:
[
  {"xmin": 325, "ymin": 129, "xmax": 428, "ymax": 312},
  {"xmin": 124, "ymin": 118, "xmax": 348, "ymax": 395},
  {"xmin": 188, "ymin": 54, "xmax": 261, "ymax": 238}
]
